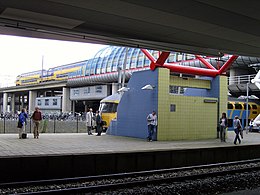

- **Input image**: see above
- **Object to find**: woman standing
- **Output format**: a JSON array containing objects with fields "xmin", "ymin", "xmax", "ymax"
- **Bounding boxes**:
[{"xmin": 219, "ymin": 112, "xmax": 228, "ymax": 142}]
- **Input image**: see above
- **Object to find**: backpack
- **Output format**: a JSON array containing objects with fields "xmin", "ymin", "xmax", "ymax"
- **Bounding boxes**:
[{"xmin": 18, "ymin": 113, "xmax": 24, "ymax": 123}]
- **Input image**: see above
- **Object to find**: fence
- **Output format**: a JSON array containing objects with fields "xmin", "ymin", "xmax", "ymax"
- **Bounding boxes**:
[
  {"xmin": 228, "ymin": 74, "xmax": 256, "ymax": 85},
  {"xmin": 0, "ymin": 115, "xmax": 87, "ymax": 134}
]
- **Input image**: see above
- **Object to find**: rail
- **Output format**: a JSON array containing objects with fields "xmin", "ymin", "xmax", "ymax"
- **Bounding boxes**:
[
  {"xmin": 2, "ymin": 158, "xmax": 260, "ymax": 194},
  {"xmin": 228, "ymin": 74, "xmax": 256, "ymax": 85}
]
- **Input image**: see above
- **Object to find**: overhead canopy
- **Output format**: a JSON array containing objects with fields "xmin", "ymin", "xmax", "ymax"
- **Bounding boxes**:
[{"xmin": 0, "ymin": 0, "xmax": 260, "ymax": 56}]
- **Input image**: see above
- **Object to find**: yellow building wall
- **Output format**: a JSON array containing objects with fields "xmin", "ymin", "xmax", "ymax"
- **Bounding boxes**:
[
  {"xmin": 218, "ymin": 75, "xmax": 228, "ymax": 118},
  {"xmin": 157, "ymin": 68, "xmax": 218, "ymax": 141}
]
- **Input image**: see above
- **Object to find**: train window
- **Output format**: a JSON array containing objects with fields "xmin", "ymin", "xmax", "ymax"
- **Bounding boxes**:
[
  {"xmin": 227, "ymin": 103, "xmax": 233, "ymax": 109},
  {"xmin": 243, "ymin": 103, "xmax": 251, "ymax": 110},
  {"xmin": 252, "ymin": 105, "xmax": 257, "ymax": 109},
  {"xmin": 99, "ymin": 102, "xmax": 118, "ymax": 113},
  {"xmin": 234, "ymin": 103, "xmax": 242, "ymax": 109},
  {"xmin": 253, "ymin": 111, "xmax": 257, "ymax": 114}
]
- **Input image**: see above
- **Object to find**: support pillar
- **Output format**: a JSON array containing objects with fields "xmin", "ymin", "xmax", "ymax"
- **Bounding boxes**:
[
  {"xmin": 3, "ymin": 93, "xmax": 8, "ymax": 113},
  {"xmin": 11, "ymin": 93, "xmax": 15, "ymax": 114},
  {"xmin": 72, "ymin": 101, "xmax": 75, "ymax": 115},
  {"xmin": 28, "ymin": 91, "xmax": 37, "ymax": 114},
  {"xmin": 21, "ymin": 95, "xmax": 25, "ymax": 109},
  {"xmin": 112, "ymin": 83, "xmax": 118, "ymax": 94},
  {"xmin": 62, "ymin": 87, "xmax": 71, "ymax": 113}
]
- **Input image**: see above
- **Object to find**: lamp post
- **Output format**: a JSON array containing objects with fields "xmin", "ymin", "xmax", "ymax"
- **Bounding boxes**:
[{"xmin": 246, "ymin": 82, "xmax": 249, "ymax": 133}]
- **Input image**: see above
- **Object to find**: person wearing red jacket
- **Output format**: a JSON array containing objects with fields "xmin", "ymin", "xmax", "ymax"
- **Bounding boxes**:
[{"xmin": 32, "ymin": 106, "xmax": 42, "ymax": 139}]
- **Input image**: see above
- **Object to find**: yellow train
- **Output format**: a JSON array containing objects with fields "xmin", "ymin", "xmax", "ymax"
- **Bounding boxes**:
[
  {"xmin": 99, "ymin": 93, "xmax": 122, "ymax": 130},
  {"xmin": 227, "ymin": 101, "xmax": 260, "ymax": 130},
  {"xmin": 15, "ymin": 70, "xmax": 44, "ymax": 85},
  {"xmin": 16, "ymin": 61, "xmax": 86, "ymax": 86}
]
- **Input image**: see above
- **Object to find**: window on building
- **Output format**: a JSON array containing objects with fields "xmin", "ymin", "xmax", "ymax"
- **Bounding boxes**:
[
  {"xmin": 96, "ymin": 86, "xmax": 103, "ymax": 93},
  {"xmin": 84, "ymin": 87, "xmax": 90, "ymax": 94},
  {"xmin": 53, "ymin": 99, "xmax": 57, "ymax": 106},
  {"xmin": 73, "ymin": 89, "xmax": 79, "ymax": 96},
  {"xmin": 37, "ymin": 99, "xmax": 41, "ymax": 106},
  {"xmin": 169, "ymin": 85, "xmax": 185, "ymax": 95},
  {"xmin": 45, "ymin": 99, "xmax": 49, "ymax": 106}
]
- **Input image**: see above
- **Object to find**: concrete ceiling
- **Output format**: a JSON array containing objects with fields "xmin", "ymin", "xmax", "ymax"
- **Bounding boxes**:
[{"xmin": 0, "ymin": 0, "xmax": 260, "ymax": 57}]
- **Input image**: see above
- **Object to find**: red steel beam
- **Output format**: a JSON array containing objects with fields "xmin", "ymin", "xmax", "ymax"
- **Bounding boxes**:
[
  {"xmin": 218, "ymin": 55, "xmax": 238, "ymax": 74},
  {"xmin": 156, "ymin": 51, "xmax": 171, "ymax": 66},
  {"xmin": 157, "ymin": 63, "xmax": 219, "ymax": 77},
  {"xmin": 141, "ymin": 49, "xmax": 237, "ymax": 77},
  {"xmin": 195, "ymin": 55, "xmax": 216, "ymax": 70}
]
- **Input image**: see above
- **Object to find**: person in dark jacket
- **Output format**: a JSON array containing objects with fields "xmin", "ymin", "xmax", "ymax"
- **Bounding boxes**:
[
  {"xmin": 95, "ymin": 110, "xmax": 102, "ymax": 136},
  {"xmin": 31, "ymin": 106, "xmax": 42, "ymax": 139},
  {"xmin": 17, "ymin": 108, "xmax": 28, "ymax": 139},
  {"xmin": 219, "ymin": 112, "xmax": 228, "ymax": 142},
  {"xmin": 233, "ymin": 115, "xmax": 242, "ymax": 145}
]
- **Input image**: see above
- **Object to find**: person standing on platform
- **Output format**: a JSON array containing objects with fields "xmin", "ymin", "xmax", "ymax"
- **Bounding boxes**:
[
  {"xmin": 249, "ymin": 119, "xmax": 254, "ymax": 132},
  {"xmin": 219, "ymin": 112, "xmax": 228, "ymax": 142},
  {"xmin": 86, "ymin": 108, "xmax": 94, "ymax": 135},
  {"xmin": 31, "ymin": 106, "xmax": 42, "ymax": 139},
  {"xmin": 146, "ymin": 111, "xmax": 157, "ymax": 142},
  {"xmin": 233, "ymin": 116, "xmax": 242, "ymax": 145},
  {"xmin": 95, "ymin": 110, "xmax": 102, "ymax": 136},
  {"xmin": 17, "ymin": 108, "xmax": 28, "ymax": 139}
]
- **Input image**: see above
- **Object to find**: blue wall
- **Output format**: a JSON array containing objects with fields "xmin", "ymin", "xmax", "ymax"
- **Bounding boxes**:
[
  {"xmin": 108, "ymin": 69, "xmax": 158, "ymax": 139},
  {"xmin": 183, "ymin": 76, "xmax": 220, "ymax": 98}
]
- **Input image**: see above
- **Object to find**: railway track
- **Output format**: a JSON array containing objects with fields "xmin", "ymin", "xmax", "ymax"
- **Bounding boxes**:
[{"xmin": 2, "ymin": 158, "xmax": 260, "ymax": 194}]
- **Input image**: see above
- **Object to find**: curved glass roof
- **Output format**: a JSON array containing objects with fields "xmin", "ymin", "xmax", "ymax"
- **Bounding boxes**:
[{"xmin": 69, "ymin": 46, "xmax": 260, "ymax": 80}]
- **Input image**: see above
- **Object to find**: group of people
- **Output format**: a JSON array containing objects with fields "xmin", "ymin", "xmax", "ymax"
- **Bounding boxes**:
[
  {"xmin": 17, "ymin": 106, "xmax": 103, "ymax": 138},
  {"xmin": 219, "ymin": 112, "xmax": 243, "ymax": 145},
  {"xmin": 17, "ymin": 106, "xmax": 42, "ymax": 139},
  {"xmin": 16, "ymin": 107, "xmax": 250, "ymax": 144},
  {"xmin": 85, "ymin": 108, "xmax": 103, "ymax": 136}
]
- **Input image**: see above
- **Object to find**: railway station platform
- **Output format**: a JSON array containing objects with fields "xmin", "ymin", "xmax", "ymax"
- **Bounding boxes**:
[{"xmin": 1, "ymin": 131, "xmax": 260, "ymax": 183}]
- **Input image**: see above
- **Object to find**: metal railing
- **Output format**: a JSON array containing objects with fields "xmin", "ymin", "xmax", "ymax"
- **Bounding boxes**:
[
  {"xmin": 0, "ymin": 114, "xmax": 88, "ymax": 134},
  {"xmin": 228, "ymin": 74, "xmax": 256, "ymax": 85}
]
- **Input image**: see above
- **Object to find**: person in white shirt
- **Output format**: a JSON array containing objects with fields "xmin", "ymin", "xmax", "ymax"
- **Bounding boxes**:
[
  {"xmin": 86, "ymin": 108, "xmax": 94, "ymax": 135},
  {"xmin": 233, "ymin": 115, "xmax": 242, "ymax": 145},
  {"xmin": 249, "ymin": 119, "xmax": 254, "ymax": 132},
  {"xmin": 146, "ymin": 111, "xmax": 157, "ymax": 142},
  {"xmin": 219, "ymin": 112, "xmax": 228, "ymax": 142}
]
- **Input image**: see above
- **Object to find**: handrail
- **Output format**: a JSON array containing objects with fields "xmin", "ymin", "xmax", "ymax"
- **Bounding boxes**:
[{"xmin": 228, "ymin": 74, "xmax": 256, "ymax": 85}]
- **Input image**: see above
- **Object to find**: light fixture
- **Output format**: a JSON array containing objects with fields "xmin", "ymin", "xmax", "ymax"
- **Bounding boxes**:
[
  {"xmin": 141, "ymin": 84, "xmax": 155, "ymax": 90},
  {"xmin": 117, "ymin": 87, "xmax": 130, "ymax": 92}
]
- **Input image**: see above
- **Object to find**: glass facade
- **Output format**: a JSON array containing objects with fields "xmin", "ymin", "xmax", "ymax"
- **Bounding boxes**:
[{"xmin": 68, "ymin": 46, "xmax": 198, "ymax": 79}]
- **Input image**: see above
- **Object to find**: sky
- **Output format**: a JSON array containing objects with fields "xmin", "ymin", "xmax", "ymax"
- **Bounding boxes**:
[{"xmin": 0, "ymin": 35, "xmax": 107, "ymax": 87}]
